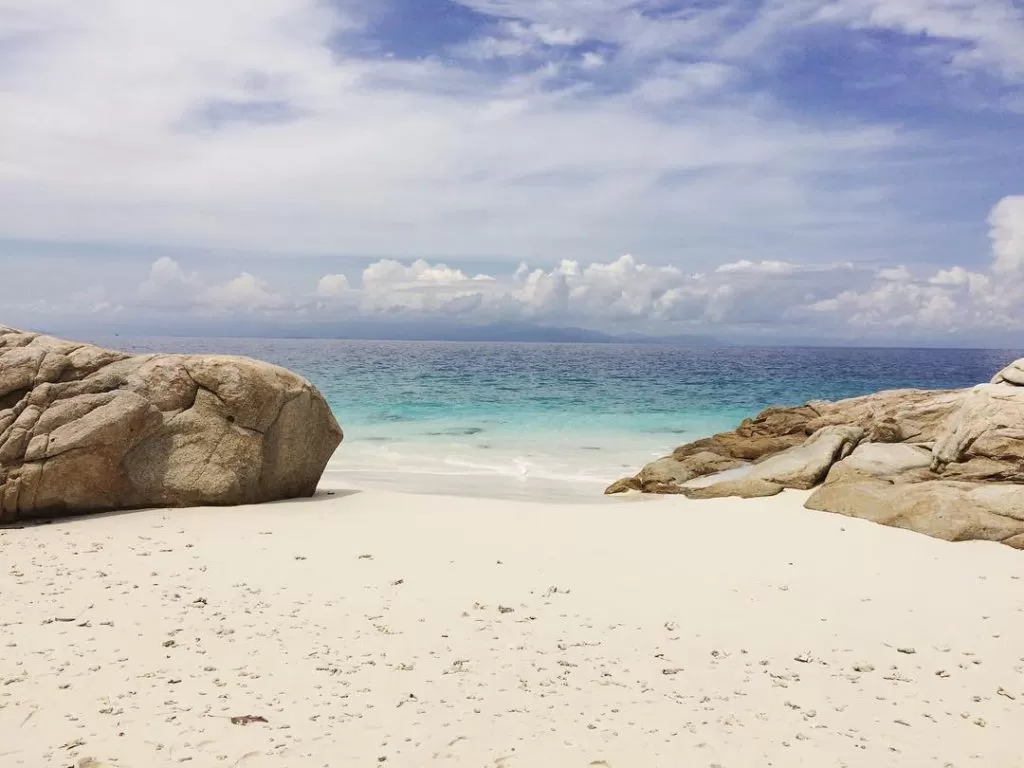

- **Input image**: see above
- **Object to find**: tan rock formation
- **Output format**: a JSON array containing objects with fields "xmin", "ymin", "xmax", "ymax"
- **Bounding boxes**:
[
  {"xmin": 822, "ymin": 442, "xmax": 934, "ymax": 485},
  {"xmin": 0, "ymin": 327, "xmax": 343, "ymax": 521},
  {"xmin": 609, "ymin": 387, "xmax": 963, "ymax": 495},
  {"xmin": 931, "ymin": 380, "xmax": 1024, "ymax": 482},
  {"xmin": 805, "ymin": 480, "xmax": 1024, "ymax": 547},
  {"xmin": 633, "ymin": 452, "xmax": 746, "ymax": 493},
  {"xmin": 683, "ymin": 425, "xmax": 864, "ymax": 497},
  {"xmin": 680, "ymin": 477, "xmax": 784, "ymax": 500},
  {"xmin": 607, "ymin": 359, "xmax": 1024, "ymax": 548}
]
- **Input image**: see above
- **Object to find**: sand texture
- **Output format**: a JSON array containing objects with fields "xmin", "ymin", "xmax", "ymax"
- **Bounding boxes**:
[{"xmin": 2, "ymin": 487, "xmax": 1023, "ymax": 767}]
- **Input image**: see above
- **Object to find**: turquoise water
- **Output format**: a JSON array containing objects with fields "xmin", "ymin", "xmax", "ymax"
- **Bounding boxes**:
[{"xmin": 100, "ymin": 338, "xmax": 1024, "ymax": 500}]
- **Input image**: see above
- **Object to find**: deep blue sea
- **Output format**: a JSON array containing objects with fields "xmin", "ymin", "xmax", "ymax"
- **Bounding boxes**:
[{"xmin": 93, "ymin": 339, "xmax": 1024, "ymax": 500}]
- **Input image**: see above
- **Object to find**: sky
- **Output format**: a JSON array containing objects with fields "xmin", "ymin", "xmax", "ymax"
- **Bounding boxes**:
[{"xmin": 1, "ymin": 0, "xmax": 1024, "ymax": 345}]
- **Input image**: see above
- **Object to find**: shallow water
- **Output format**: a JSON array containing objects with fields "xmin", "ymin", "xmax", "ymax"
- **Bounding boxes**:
[{"xmin": 95, "ymin": 338, "xmax": 1023, "ymax": 500}]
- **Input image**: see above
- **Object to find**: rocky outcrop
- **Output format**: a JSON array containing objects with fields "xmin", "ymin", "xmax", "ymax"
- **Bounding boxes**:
[
  {"xmin": 821, "ymin": 442, "xmax": 933, "ymax": 486},
  {"xmin": 608, "ymin": 359, "xmax": 1024, "ymax": 549},
  {"xmin": 681, "ymin": 476, "xmax": 785, "ymax": 500},
  {"xmin": 0, "ymin": 327, "xmax": 343, "ymax": 521},
  {"xmin": 659, "ymin": 387, "xmax": 965, "ymax": 474},
  {"xmin": 805, "ymin": 480, "xmax": 1024, "ymax": 547},
  {"xmin": 617, "ymin": 451, "xmax": 747, "ymax": 494},
  {"xmin": 680, "ymin": 425, "xmax": 863, "ymax": 498},
  {"xmin": 930, "ymin": 381, "xmax": 1024, "ymax": 482}
]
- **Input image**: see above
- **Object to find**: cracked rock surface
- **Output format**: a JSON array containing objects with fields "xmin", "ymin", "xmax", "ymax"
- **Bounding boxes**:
[{"xmin": 0, "ymin": 326, "xmax": 342, "ymax": 521}]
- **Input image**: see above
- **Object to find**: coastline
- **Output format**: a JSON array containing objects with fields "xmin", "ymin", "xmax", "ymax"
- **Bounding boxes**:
[{"xmin": 3, "ymin": 483, "xmax": 1022, "ymax": 767}]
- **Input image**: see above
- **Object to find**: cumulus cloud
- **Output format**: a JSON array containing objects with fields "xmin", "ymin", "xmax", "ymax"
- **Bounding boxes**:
[
  {"xmin": 137, "ymin": 258, "xmax": 282, "ymax": 313},
  {"xmin": 355, "ymin": 259, "xmax": 501, "ymax": 314},
  {"xmin": 716, "ymin": 260, "xmax": 802, "ymax": 275},
  {"xmin": 877, "ymin": 266, "xmax": 912, "ymax": 282},
  {"xmin": 929, "ymin": 266, "xmax": 989, "ymax": 293},
  {"xmin": 1, "ymin": 190, "xmax": 1016, "ymax": 342},
  {"xmin": 22, "ymin": 189, "xmax": 980, "ymax": 340},
  {"xmin": 207, "ymin": 273, "xmax": 279, "ymax": 312},
  {"xmin": 800, "ymin": 194, "xmax": 1024, "ymax": 334},
  {"xmin": 138, "ymin": 257, "xmax": 201, "ymax": 305},
  {"xmin": 990, "ymin": 196, "xmax": 1024, "ymax": 275},
  {"xmin": 315, "ymin": 274, "xmax": 350, "ymax": 298},
  {"xmin": 362, "ymin": 259, "xmax": 480, "ymax": 286}
]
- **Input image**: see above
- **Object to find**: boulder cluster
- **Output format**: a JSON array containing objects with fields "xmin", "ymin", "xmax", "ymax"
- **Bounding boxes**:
[
  {"xmin": 608, "ymin": 361, "xmax": 1024, "ymax": 548},
  {"xmin": 0, "ymin": 327, "xmax": 342, "ymax": 522}
]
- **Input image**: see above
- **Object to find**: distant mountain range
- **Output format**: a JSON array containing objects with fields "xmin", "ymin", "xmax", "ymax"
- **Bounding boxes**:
[
  {"xmin": 27, "ymin": 317, "xmax": 1023, "ymax": 349},
  {"xmin": 37, "ymin": 318, "xmax": 725, "ymax": 346},
  {"xmin": 314, "ymin": 321, "xmax": 723, "ymax": 345}
]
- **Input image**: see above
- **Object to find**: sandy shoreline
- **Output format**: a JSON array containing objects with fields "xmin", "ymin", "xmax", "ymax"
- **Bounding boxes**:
[{"xmin": 2, "ymin": 486, "xmax": 1023, "ymax": 767}]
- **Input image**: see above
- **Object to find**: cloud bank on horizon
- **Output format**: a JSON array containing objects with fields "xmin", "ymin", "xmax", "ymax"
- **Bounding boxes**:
[{"xmin": 1, "ymin": 0, "xmax": 1023, "ymax": 343}]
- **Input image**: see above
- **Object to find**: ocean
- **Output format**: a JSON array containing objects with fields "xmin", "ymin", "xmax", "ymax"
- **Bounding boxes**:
[{"xmin": 95, "ymin": 338, "xmax": 1024, "ymax": 501}]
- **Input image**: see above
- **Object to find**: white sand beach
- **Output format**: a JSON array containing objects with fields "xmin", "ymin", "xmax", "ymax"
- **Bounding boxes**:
[{"xmin": 3, "ymin": 486, "xmax": 1023, "ymax": 768}]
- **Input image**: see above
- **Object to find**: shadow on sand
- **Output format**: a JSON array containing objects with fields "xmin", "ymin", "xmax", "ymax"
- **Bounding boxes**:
[{"xmin": 0, "ymin": 488, "xmax": 363, "ymax": 530}]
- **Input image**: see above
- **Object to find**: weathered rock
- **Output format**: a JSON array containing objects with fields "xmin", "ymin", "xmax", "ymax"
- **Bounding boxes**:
[
  {"xmin": 992, "ymin": 360, "xmax": 1024, "ymax": 387},
  {"xmin": 0, "ymin": 327, "xmax": 343, "ymax": 521},
  {"xmin": 608, "ymin": 357, "xmax": 1024, "ymax": 548},
  {"xmin": 680, "ymin": 477, "xmax": 784, "ymax": 500},
  {"xmin": 679, "ymin": 425, "xmax": 863, "ymax": 497},
  {"xmin": 803, "ymin": 389, "xmax": 965, "ymax": 445},
  {"xmin": 671, "ymin": 404, "xmax": 822, "ymax": 463},
  {"xmin": 931, "ymin": 382, "xmax": 1024, "ymax": 482},
  {"xmin": 805, "ymin": 480, "xmax": 1024, "ymax": 548},
  {"xmin": 604, "ymin": 476, "xmax": 641, "ymax": 494},
  {"xmin": 823, "ymin": 442, "xmax": 935, "ymax": 485},
  {"xmin": 748, "ymin": 426, "xmax": 863, "ymax": 489},
  {"xmin": 611, "ymin": 451, "xmax": 746, "ymax": 494},
  {"xmin": 609, "ymin": 387, "xmax": 965, "ymax": 495}
]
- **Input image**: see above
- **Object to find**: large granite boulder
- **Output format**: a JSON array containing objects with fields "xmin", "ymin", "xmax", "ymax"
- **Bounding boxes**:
[
  {"xmin": 0, "ymin": 327, "xmax": 343, "ymax": 522},
  {"xmin": 805, "ymin": 480, "xmax": 1024, "ymax": 548},
  {"xmin": 608, "ymin": 358, "xmax": 1024, "ymax": 549}
]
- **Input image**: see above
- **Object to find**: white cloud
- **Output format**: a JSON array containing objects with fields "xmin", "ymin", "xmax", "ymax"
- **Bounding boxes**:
[
  {"xmin": 456, "ymin": 0, "xmax": 1024, "ymax": 84},
  {"xmin": 715, "ymin": 260, "xmax": 802, "ymax": 274},
  {"xmin": 929, "ymin": 266, "xmax": 989, "ymax": 293},
  {"xmin": 814, "ymin": 0, "xmax": 1024, "ymax": 81},
  {"xmin": 799, "ymin": 194, "xmax": 1024, "ymax": 333},
  {"xmin": 207, "ymin": 273, "xmax": 279, "ymax": 312},
  {"xmin": 633, "ymin": 62, "xmax": 737, "ymax": 105},
  {"xmin": 138, "ymin": 256, "xmax": 200, "ymax": 304},
  {"xmin": 877, "ymin": 265, "xmax": 912, "ymax": 281},
  {"xmin": 1, "ymin": 0, "xmax": 1023, "ymax": 342},
  {"xmin": 357, "ymin": 259, "xmax": 501, "ymax": 315},
  {"xmin": 315, "ymin": 273, "xmax": 350, "ymax": 298},
  {"xmin": 989, "ymin": 195, "xmax": 1024, "ymax": 275},
  {"xmin": 136, "ymin": 258, "xmax": 281, "ymax": 313},
  {"xmin": 362, "ymin": 259, "xmax": 476, "ymax": 286},
  {"xmin": 0, "ymin": 0, "xmax": 955, "ymax": 269},
  {"xmin": 3, "ymin": 190, "xmax": 1019, "ymax": 342},
  {"xmin": 807, "ymin": 281, "xmax": 960, "ymax": 329}
]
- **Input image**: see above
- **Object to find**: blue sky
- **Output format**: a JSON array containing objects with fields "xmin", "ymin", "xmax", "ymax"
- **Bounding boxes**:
[{"xmin": 1, "ymin": 0, "xmax": 1023, "ymax": 343}]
